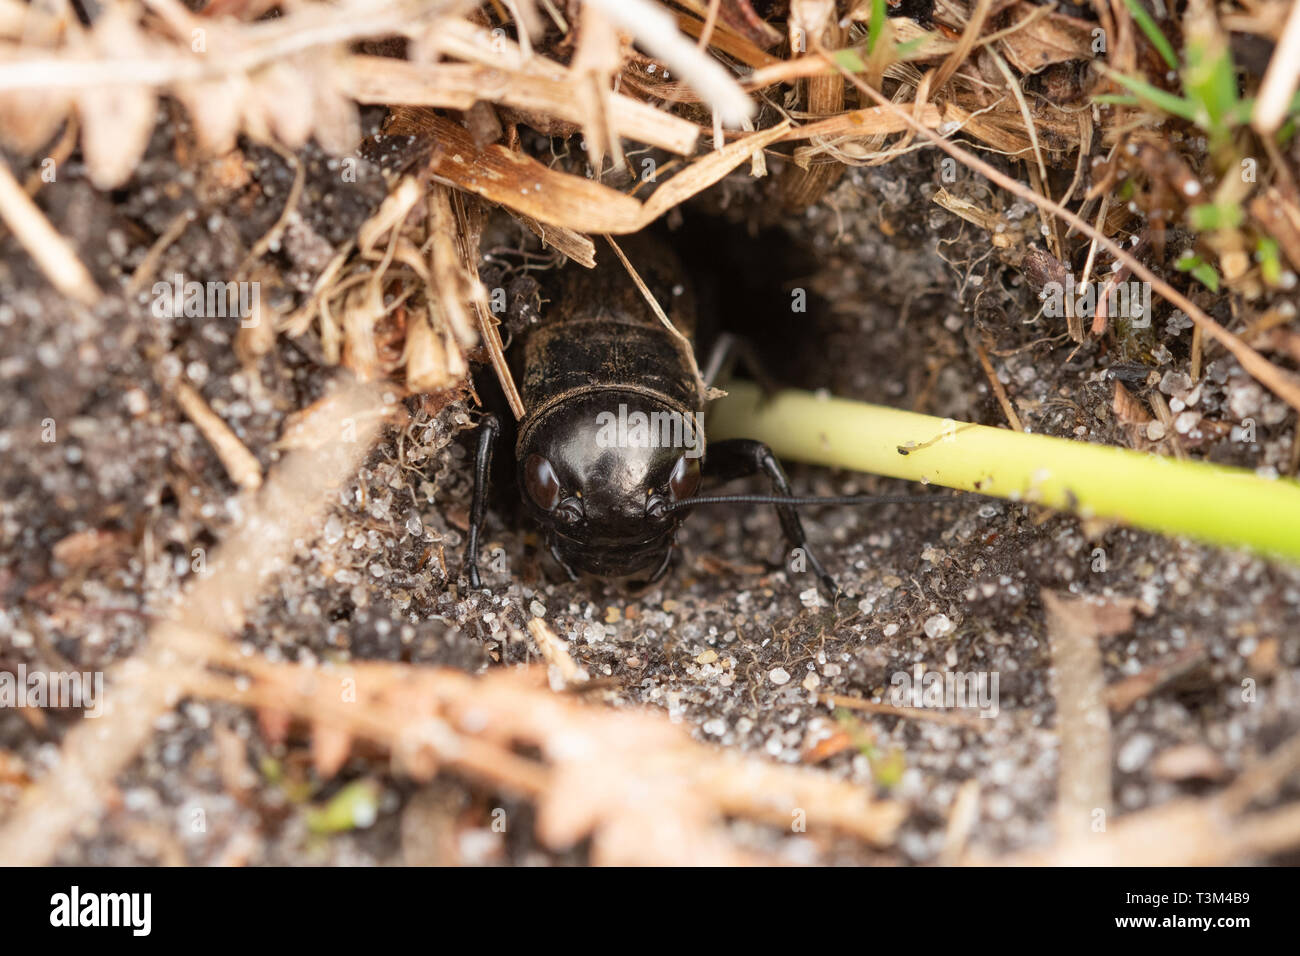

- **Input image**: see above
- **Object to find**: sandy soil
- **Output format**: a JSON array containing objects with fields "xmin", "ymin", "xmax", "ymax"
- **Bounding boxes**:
[{"xmin": 3, "ymin": 114, "xmax": 1299, "ymax": 865}]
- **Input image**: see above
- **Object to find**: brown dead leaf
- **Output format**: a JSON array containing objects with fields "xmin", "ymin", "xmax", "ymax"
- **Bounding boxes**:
[
  {"xmin": 427, "ymin": 111, "xmax": 644, "ymax": 233},
  {"xmin": 998, "ymin": 2, "xmax": 1096, "ymax": 74},
  {"xmin": 425, "ymin": 111, "xmax": 791, "ymax": 235},
  {"xmin": 1112, "ymin": 380, "xmax": 1153, "ymax": 426},
  {"xmin": 803, "ymin": 731, "xmax": 853, "ymax": 763}
]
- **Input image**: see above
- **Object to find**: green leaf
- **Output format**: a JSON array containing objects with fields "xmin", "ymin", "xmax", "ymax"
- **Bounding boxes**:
[
  {"xmin": 872, "ymin": 750, "xmax": 906, "ymax": 788},
  {"xmin": 1120, "ymin": 0, "xmax": 1179, "ymax": 70},
  {"xmin": 1188, "ymin": 202, "xmax": 1243, "ymax": 231},
  {"xmin": 1190, "ymin": 263, "xmax": 1220, "ymax": 292},
  {"xmin": 1181, "ymin": 34, "xmax": 1241, "ymax": 142},
  {"xmin": 1257, "ymin": 237, "xmax": 1282, "ymax": 285},
  {"xmin": 1176, "ymin": 253, "xmax": 1220, "ymax": 292}
]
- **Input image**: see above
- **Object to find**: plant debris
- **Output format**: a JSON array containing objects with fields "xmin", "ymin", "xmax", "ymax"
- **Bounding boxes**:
[{"xmin": 4, "ymin": 0, "xmax": 1300, "ymax": 869}]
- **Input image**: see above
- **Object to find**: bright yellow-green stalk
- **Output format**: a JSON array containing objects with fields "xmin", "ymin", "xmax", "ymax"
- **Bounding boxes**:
[{"xmin": 709, "ymin": 381, "xmax": 1300, "ymax": 561}]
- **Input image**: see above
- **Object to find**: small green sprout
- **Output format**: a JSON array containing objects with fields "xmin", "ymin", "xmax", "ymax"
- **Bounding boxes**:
[{"xmin": 1174, "ymin": 252, "xmax": 1221, "ymax": 292}]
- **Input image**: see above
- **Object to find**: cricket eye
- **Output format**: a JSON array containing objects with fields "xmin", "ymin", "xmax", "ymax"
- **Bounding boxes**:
[
  {"xmin": 524, "ymin": 454, "xmax": 562, "ymax": 511},
  {"xmin": 668, "ymin": 455, "xmax": 701, "ymax": 502}
]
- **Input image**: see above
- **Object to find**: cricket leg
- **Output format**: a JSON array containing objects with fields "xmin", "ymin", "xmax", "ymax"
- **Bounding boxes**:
[{"xmin": 703, "ymin": 438, "xmax": 838, "ymax": 596}]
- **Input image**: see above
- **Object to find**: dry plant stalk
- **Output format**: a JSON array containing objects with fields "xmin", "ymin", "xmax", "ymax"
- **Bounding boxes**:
[
  {"xmin": 0, "ymin": 159, "xmax": 100, "ymax": 306},
  {"xmin": 159, "ymin": 647, "xmax": 906, "ymax": 865},
  {"xmin": 0, "ymin": 380, "xmax": 401, "ymax": 866},
  {"xmin": 172, "ymin": 380, "xmax": 264, "ymax": 490},
  {"xmin": 1042, "ymin": 592, "xmax": 1132, "ymax": 841},
  {"xmin": 424, "ymin": 109, "xmax": 791, "ymax": 234},
  {"xmin": 990, "ymin": 736, "xmax": 1300, "ymax": 865}
]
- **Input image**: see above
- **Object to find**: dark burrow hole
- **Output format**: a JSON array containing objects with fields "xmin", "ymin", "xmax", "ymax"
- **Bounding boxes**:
[{"xmin": 662, "ymin": 207, "xmax": 836, "ymax": 393}]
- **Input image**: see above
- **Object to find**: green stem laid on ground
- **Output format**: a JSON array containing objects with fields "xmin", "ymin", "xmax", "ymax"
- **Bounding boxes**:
[{"xmin": 709, "ymin": 380, "xmax": 1300, "ymax": 562}]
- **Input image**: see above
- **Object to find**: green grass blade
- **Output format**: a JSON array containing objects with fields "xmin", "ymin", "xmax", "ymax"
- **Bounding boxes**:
[
  {"xmin": 867, "ymin": 0, "xmax": 887, "ymax": 53},
  {"xmin": 1100, "ymin": 68, "xmax": 1200, "ymax": 122}
]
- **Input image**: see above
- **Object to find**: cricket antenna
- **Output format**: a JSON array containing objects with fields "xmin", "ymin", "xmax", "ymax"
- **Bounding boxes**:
[{"xmin": 664, "ymin": 492, "xmax": 965, "ymax": 513}]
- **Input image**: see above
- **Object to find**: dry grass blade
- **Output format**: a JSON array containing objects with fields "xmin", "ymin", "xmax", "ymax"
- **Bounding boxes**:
[
  {"xmin": 822, "ymin": 693, "xmax": 993, "ymax": 729},
  {"xmin": 342, "ymin": 56, "xmax": 698, "ymax": 156},
  {"xmin": 930, "ymin": 0, "xmax": 994, "ymax": 93},
  {"xmin": 586, "ymin": 0, "xmax": 754, "ymax": 127},
  {"xmin": 422, "ymin": 17, "xmax": 700, "ymax": 154},
  {"xmin": 605, "ymin": 234, "xmax": 706, "ymax": 401},
  {"xmin": 511, "ymin": 212, "xmax": 597, "ymax": 268},
  {"xmin": 1252, "ymin": 0, "xmax": 1300, "ymax": 137},
  {"xmin": 775, "ymin": 102, "xmax": 943, "ymax": 142},
  {"xmin": 825, "ymin": 53, "xmax": 1300, "ymax": 415},
  {"xmin": 0, "ymin": 0, "xmax": 454, "ymax": 175},
  {"xmin": 527, "ymin": 618, "xmax": 589, "ymax": 688},
  {"xmin": 426, "ymin": 111, "xmax": 644, "ymax": 232},
  {"xmin": 676, "ymin": 8, "xmax": 781, "ymax": 69},
  {"xmin": 427, "ymin": 185, "xmax": 485, "ymax": 354},
  {"xmin": 572, "ymin": 3, "xmax": 625, "ymax": 172},
  {"xmin": 973, "ymin": 340, "xmax": 1023, "ymax": 431},
  {"xmin": 639, "ymin": 120, "xmax": 791, "ymax": 222},
  {"xmin": 0, "ymin": 160, "xmax": 100, "ymax": 306}
]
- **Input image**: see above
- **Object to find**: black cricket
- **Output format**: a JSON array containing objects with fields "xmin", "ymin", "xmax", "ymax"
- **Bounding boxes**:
[{"xmin": 463, "ymin": 233, "xmax": 925, "ymax": 596}]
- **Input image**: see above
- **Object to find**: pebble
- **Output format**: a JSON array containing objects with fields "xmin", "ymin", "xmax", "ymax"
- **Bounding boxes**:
[
  {"xmin": 1118, "ymin": 733, "xmax": 1156, "ymax": 772},
  {"xmin": 1174, "ymin": 410, "xmax": 1201, "ymax": 434},
  {"xmin": 769, "ymin": 667, "xmax": 791, "ymax": 686},
  {"xmin": 923, "ymin": 613, "xmax": 954, "ymax": 639}
]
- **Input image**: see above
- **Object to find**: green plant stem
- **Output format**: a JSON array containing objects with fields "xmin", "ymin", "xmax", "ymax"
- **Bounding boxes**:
[{"xmin": 709, "ymin": 381, "xmax": 1300, "ymax": 561}]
